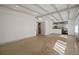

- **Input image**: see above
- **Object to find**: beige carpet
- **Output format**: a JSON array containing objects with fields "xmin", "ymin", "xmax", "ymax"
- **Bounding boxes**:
[{"xmin": 0, "ymin": 34, "xmax": 78, "ymax": 55}]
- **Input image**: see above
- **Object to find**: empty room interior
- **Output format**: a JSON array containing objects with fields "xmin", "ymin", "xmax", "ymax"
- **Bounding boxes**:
[{"xmin": 0, "ymin": 4, "xmax": 79, "ymax": 55}]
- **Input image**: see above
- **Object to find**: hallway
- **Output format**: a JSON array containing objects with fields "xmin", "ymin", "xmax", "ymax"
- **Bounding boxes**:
[{"xmin": 0, "ymin": 34, "xmax": 78, "ymax": 55}]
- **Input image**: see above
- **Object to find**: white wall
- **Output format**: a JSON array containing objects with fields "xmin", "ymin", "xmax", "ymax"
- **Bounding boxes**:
[
  {"xmin": 38, "ymin": 20, "xmax": 52, "ymax": 35},
  {"xmin": 0, "ymin": 7, "xmax": 36, "ymax": 44},
  {"xmin": 41, "ymin": 22, "xmax": 45, "ymax": 35},
  {"xmin": 0, "ymin": 14, "xmax": 3, "ymax": 41},
  {"xmin": 44, "ymin": 21, "xmax": 52, "ymax": 35},
  {"xmin": 68, "ymin": 19, "xmax": 75, "ymax": 35}
]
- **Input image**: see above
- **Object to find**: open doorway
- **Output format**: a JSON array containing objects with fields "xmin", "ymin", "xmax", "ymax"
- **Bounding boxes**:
[{"xmin": 37, "ymin": 22, "xmax": 41, "ymax": 36}]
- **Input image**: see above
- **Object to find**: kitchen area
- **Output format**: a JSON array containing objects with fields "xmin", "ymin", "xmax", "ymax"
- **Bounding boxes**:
[{"xmin": 52, "ymin": 21, "xmax": 68, "ymax": 35}]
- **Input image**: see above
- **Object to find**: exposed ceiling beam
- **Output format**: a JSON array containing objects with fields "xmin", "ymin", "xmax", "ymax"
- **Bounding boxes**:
[
  {"xmin": 42, "ymin": 17, "xmax": 51, "ymax": 21},
  {"xmin": 41, "ymin": 17, "xmax": 46, "ymax": 21},
  {"xmin": 43, "ymin": 17, "xmax": 54, "ymax": 22},
  {"xmin": 72, "ymin": 12, "xmax": 79, "ymax": 20},
  {"xmin": 51, "ymin": 14, "xmax": 59, "ymax": 21},
  {"xmin": 45, "ymin": 16, "xmax": 55, "ymax": 21},
  {"xmin": 35, "ymin": 4, "xmax": 48, "ymax": 12},
  {"xmin": 18, "ymin": 4, "xmax": 42, "ymax": 15},
  {"xmin": 37, "ymin": 5, "xmax": 79, "ymax": 18},
  {"xmin": 35, "ymin": 5, "xmax": 55, "ymax": 22},
  {"xmin": 0, "ymin": 5, "xmax": 35, "ymax": 16},
  {"xmin": 35, "ymin": 15, "xmax": 52, "ymax": 22},
  {"xmin": 50, "ymin": 5, "xmax": 64, "ymax": 21},
  {"xmin": 35, "ymin": 4, "xmax": 58, "ymax": 21},
  {"xmin": 72, "ymin": 6, "xmax": 79, "ymax": 20},
  {"xmin": 67, "ymin": 4, "xmax": 70, "ymax": 20}
]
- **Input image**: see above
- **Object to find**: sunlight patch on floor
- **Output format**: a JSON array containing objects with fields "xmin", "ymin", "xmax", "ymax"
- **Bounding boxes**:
[{"xmin": 53, "ymin": 40, "xmax": 67, "ymax": 55}]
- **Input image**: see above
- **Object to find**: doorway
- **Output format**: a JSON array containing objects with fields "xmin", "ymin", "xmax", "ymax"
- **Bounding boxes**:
[{"xmin": 37, "ymin": 22, "xmax": 41, "ymax": 36}]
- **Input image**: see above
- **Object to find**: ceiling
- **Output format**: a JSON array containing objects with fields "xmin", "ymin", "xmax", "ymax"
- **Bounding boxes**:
[{"xmin": 0, "ymin": 4, "xmax": 79, "ymax": 22}]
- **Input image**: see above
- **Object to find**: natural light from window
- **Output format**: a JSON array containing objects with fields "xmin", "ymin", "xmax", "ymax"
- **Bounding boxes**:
[
  {"xmin": 53, "ymin": 40, "xmax": 67, "ymax": 55},
  {"xmin": 75, "ymin": 25, "xmax": 78, "ymax": 33}
]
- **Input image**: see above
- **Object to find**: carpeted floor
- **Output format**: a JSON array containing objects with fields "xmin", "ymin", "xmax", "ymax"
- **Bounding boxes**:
[{"xmin": 0, "ymin": 34, "xmax": 78, "ymax": 55}]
